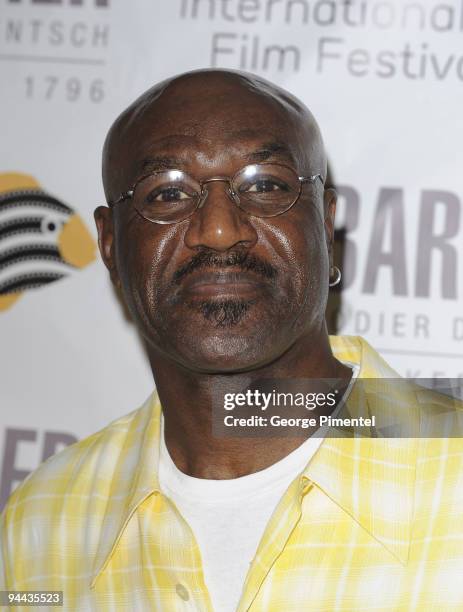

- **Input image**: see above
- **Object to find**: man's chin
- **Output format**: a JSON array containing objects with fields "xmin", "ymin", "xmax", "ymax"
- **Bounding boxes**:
[
  {"xmin": 187, "ymin": 298, "xmax": 255, "ymax": 328},
  {"xmin": 157, "ymin": 299, "xmax": 277, "ymax": 372},
  {"xmin": 175, "ymin": 332, "xmax": 269, "ymax": 373}
]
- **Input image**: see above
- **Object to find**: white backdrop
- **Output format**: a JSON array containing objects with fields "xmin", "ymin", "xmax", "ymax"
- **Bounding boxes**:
[{"xmin": 1, "ymin": 0, "xmax": 462, "ymax": 510}]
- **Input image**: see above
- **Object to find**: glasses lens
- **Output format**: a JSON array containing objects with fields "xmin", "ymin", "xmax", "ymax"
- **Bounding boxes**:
[
  {"xmin": 233, "ymin": 164, "xmax": 300, "ymax": 217},
  {"xmin": 133, "ymin": 170, "xmax": 200, "ymax": 224}
]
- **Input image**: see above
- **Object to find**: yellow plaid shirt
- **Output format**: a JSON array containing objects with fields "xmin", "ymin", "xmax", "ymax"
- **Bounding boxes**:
[{"xmin": 2, "ymin": 335, "xmax": 463, "ymax": 611}]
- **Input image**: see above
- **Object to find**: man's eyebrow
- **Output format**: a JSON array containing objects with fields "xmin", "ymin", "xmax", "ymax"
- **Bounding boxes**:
[
  {"xmin": 137, "ymin": 142, "xmax": 294, "ymax": 175},
  {"xmin": 139, "ymin": 155, "xmax": 183, "ymax": 173},
  {"xmin": 246, "ymin": 142, "xmax": 295, "ymax": 163}
]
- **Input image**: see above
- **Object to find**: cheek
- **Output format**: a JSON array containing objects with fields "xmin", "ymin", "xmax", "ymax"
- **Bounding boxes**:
[
  {"xmin": 258, "ymin": 208, "xmax": 329, "ymax": 298},
  {"xmin": 113, "ymin": 214, "xmax": 181, "ymax": 320}
]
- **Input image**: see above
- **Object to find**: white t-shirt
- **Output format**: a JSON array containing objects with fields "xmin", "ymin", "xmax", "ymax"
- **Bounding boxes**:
[{"xmin": 159, "ymin": 363, "xmax": 359, "ymax": 612}]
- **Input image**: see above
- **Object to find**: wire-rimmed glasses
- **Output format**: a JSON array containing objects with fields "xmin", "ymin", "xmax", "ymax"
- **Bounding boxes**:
[{"xmin": 107, "ymin": 162, "xmax": 324, "ymax": 225}]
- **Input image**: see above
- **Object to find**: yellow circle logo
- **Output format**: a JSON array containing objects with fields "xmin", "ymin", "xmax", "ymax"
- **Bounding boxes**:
[{"xmin": 0, "ymin": 172, "xmax": 96, "ymax": 311}]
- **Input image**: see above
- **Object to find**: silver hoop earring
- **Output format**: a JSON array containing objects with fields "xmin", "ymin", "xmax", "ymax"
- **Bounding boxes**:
[{"xmin": 329, "ymin": 266, "xmax": 341, "ymax": 287}]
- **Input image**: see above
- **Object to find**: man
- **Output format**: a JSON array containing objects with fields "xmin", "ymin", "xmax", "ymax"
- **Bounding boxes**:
[{"xmin": 1, "ymin": 69, "xmax": 463, "ymax": 611}]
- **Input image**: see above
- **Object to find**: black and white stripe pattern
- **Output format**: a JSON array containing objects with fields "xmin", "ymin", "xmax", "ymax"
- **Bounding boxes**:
[{"xmin": 0, "ymin": 189, "xmax": 76, "ymax": 296}]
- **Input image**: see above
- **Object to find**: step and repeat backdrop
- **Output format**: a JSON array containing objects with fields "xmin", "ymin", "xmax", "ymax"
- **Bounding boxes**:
[{"xmin": 1, "ymin": 0, "xmax": 462, "ymax": 510}]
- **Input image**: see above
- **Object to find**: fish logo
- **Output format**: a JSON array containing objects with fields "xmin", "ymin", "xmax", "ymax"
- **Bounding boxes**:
[{"xmin": 0, "ymin": 172, "xmax": 96, "ymax": 311}]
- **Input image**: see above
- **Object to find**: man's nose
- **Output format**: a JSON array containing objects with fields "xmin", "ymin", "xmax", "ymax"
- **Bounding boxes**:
[{"xmin": 183, "ymin": 181, "xmax": 258, "ymax": 252}]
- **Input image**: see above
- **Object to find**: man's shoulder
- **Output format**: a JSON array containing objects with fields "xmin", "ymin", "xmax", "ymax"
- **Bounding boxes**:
[
  {"xmin": 329, "ymin": 334, "xmax": 401, "ymax": 377},
  {"xmin": 389, "ymin": 376, "xmax": 463, "ymax": 437},
  {"xmin": 1, "ymin": 392, "xmax": 158, "ymax": 522},
  {"xmin": 415, "ymin": 383, "xmax": 463, "ymax": 459}
]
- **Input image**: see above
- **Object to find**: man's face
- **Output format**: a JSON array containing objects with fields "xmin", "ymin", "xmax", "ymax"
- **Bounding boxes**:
[{"xmin": 97, "ymin": 76, "xmax": 335, "ymax": 373}]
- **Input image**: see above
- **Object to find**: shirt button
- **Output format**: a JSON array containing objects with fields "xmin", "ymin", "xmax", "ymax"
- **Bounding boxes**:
[{"xmin": 175, "ymin": 583, "xmax": 190, "ymax": 601}]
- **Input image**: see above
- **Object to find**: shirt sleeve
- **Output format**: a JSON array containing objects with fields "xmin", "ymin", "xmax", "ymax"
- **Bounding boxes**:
[{"xmin": 0, "ymin": 503, "xmax": 12, "ymax": 591}]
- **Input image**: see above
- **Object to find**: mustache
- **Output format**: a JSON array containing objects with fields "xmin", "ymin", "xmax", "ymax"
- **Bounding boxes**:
[{"xmin": 172, "ymin": 250, "xmax": 278, "ymax": 285}]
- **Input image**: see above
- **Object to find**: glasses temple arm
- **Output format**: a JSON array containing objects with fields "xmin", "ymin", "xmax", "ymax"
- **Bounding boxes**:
[
  {"xmin": 299, "ymin": 174, "xmax": 325, "ymax": 185},
  {"xmin": 107, "ymin": 189, "xmax": 134, "ymax": 208}
]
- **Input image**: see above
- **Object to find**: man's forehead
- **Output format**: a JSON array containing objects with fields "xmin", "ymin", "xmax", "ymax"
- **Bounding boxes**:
[
  {"xmin": 134, "ymin": 132, "xmax": 300, "ymax": 175},
  {"xmin": 103, "ymin": 69, "xmax": 326, "ymax": 197}
]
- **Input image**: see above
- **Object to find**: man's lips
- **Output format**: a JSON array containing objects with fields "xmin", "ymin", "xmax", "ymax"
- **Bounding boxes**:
[{"xmin": 177, "ymin": 270, "xmax": 270, "ymax": 298}]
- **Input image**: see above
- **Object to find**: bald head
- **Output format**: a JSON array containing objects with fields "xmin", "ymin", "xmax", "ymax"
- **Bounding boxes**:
[
  {"xmin": 102, "ymin": 69, "xmax": 327, "ymax": 203},
  {"xmin": 95, "ymin": 68, "xmax": 337, "ymax": 373}
]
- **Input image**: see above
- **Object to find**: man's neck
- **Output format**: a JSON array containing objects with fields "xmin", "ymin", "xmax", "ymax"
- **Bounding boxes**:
[{"xmin": 148, "ymin": 330, "xmax": 352, "ymax": 480}]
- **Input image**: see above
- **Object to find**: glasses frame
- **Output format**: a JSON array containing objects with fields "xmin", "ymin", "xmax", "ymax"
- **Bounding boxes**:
[{"xmin": 106, "ymin": 162, "xmax": 325, "ymax": 225}]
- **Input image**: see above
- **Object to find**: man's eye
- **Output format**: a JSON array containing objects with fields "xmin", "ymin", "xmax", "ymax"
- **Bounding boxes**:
[
  {"xmin": 245, "ymin": 179, "xmax": 289, "ymax": 193},
  {"xmin": 148, "ymin": 186, "xmax": 191, "ymax": 203}
]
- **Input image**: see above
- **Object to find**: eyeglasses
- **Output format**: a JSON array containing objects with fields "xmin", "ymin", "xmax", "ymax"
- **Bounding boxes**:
[{"xmin": 107, "ymin": 162, "xmax": 324, "ymax": 225}]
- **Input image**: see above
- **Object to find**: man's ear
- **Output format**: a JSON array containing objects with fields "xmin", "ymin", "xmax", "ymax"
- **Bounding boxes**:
[
  {"xmin": 323, "ymin": 187, "xmax": 337, "ymax": 266},
  {"xmin": 94, "ymin": 206, "xmax": 121, "ymax": 289}
]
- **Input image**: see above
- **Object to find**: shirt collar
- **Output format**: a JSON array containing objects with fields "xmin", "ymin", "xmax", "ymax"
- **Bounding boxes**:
[
  {"xmin": 300, "ymin": 335, "xmax": 417, "ymax": 565},
  {"xmin": 90, "ymin": 393, "xmax": 163, "ymax": 588},
  {"xmin": 91, "ymin": 335, "xmax": 416, "ymax": 587}
]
